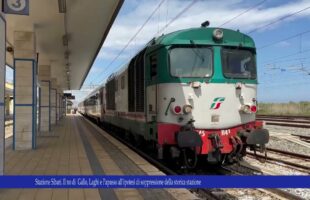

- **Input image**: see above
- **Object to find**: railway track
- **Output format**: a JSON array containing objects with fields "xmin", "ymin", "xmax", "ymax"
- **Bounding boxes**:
[
  {"xmin": 267, "ymin": 147, "xmax": 310, "ymax": 160},
  {"xmin": 257, "ymin": 115, "xmax": 310, "ymax": 121},
  {"xmin": 257, "ymin": 114, "xmax": 310, "ymax": 128},
  {"xmin": 257, "ymin": 118, "xmax": 310, "ymax": 124},
  {"xmin": 291, "ymin": 134, "xmax": 310, "ymax": 143},
  {"xmin": 263, "ymin": 122, "xmax": 310, "ymax": 129},
  {"xmin": 269, "ymin": 132, "xmax": 310, "ymax": 149},
  {"xmin": 83, "ymin": 115, "xmax": 306, "ymax": 200},
  {"xmin": 213, "ymin": 165, "xmax": 304, "ymax": 200},
  {"xmin": 247, "ymin": 148, "xmax": 310, "ymax": 173}
]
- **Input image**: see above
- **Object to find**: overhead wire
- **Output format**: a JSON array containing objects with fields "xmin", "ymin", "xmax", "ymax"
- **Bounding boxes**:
[
  {"xmin": 260, "ymin": 48, "xmax": 310, "ymax": 64},
  {"xmin": 86, "ymin": 1, "xmax": 310, "ymax": 89},
  {"xmin": 249, "ymin": 5, "xmax": 310, "ymax": 78},
  {"xmin": 260, "ymin": 80, "xmax": 310, "ymax": 88},
  {"xmin": 219, "ymin": 0, "xmax": 267, "ymax": 27},
  {"xmin": 264, "ymin": 56, "xmax": 310, "ymax": 65},
  {"xmin": 89, "ymin": 0, "xmax": 166, "ymax": 85},
  {"xmin": 90, "ymin": 0, "xmax": 199, "ymax": 86},
  {"xmin": 264, "ymin": 59, "xmax": 310, "ymax": 71},
  {"xmin": 156, "ymin": 0, "xmax": 198, "ymax": 36},
  {"xmin": 247, "ymin": 5, "xmax": 310, "ymax": 34},
  {"xmin": 257, "ymin": 29, "xmax": 310, "ymax": 49}
]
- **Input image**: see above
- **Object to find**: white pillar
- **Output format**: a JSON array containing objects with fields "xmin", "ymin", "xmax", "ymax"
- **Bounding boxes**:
[
  {"xmin": 63, "ymin": 97, "xmax": 66, "ymax": 116},
  {"xmin": 50, "ymin": 79, "xmax": 57, "ymax": 125},
  {"xmin": 38, "ymin": 65, "xmax": 51, "ymax": 132},
  {"xmin": 5, "ymin": 94, "xmax": 10, "ymax": 117},
  {"xmin": 56, "ymin": 87, "xmax": 63, "ymax": 121},
  {"xmin": 60, "ymin": 93, "xmax": 64, "ymax": 118},
  {"xmin": 56, "ymin": 86, "xmax": 60, "ymax": 121},
  {"xmin": 13, "ymin": 31, "xmax": 37, "ymax": 150},
  {"xmin": 59, "ymin": 93, "xmax": 62, "ymax": 119},
  {"xmin": 0, "ymin": 13, "xmax": 6, "ymax": 175}
]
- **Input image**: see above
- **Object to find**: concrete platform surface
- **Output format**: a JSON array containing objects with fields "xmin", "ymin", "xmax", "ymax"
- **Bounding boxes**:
[{"xmin": 0, "ymin": 115, "xmax": 199, "ymax": 200}]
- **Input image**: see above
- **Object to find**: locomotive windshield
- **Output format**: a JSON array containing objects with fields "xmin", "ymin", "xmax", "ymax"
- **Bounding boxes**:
[
  {"xmin": 221, "ymin": 48, "xmax": 256, "ymax": 79},
  {"xmin": 169, "ymin": 47, "xmax": 212, "ymax": 78}
]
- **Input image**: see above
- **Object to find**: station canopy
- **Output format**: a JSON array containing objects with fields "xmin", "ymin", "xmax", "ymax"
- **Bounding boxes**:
[{"xmin": 5, "ymin": 0, "xmax": 123, "ymax": 90}]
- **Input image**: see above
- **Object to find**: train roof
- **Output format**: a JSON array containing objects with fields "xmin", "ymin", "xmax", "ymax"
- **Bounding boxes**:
[
  {"xmin": 79, "ymin": 27, "xmax": 255, "ymax": 104},
  {"xmin": 152, "ymin": 27, "xmax": 255, "ymax": 48}
]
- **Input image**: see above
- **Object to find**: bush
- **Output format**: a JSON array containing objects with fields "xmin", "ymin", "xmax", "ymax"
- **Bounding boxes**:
[{"xmin": 257, "ymin": 102, "xmax": 310, "ymax": 116}]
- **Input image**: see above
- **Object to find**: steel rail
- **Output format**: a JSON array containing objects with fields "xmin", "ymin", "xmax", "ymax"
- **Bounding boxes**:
[
  {"xmin": 83, "ymin": 115, "xmax": 306, "ymax": 200},
  {"xmin": 257, "ymin": 118, "xmax": 310, "ymax": 124},
  {"xmin": 247, "ymin": 152, "xmax": 310, "ymax": 171},
  {"xmin": 264, "ymin": 122, "xmax": 310, "ymax": 129},
  {"xmin": 257, "ymin": 115, "xmax": 310, "ymax": 120},
  {"xmin": 264, "ymin": 189, "xmax": 304, "ymax": 200},
  {"xmin": 291, "ymin": 134, "xmax": 310, "ymax": 142},
  {"xmin": 221, "ymin": 165, "xmax": 304, "ymax": 200},
  {"xmin": 83, "ymin": 115, "xmax": 223, "ymax": 200},
  {"xmin": 266, "ymin": 147, "xmax": 310, "ymax": 160}
]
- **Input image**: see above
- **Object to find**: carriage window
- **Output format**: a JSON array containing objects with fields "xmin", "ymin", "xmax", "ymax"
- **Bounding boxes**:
[
  {"xmin": 89, "ymin": 95, "xmax": 97, "ymax": 106},
  {"xmin": 169, "ymin": 47, "xmax": 212, "ymax": 78},
  {"xmin": 221, "ymin": 48, "xmax": 256, "ymax": 79},
  {"xmin": 99, "ymin": 89, "xmax": 103, "ymax": 104},
  {"xmin": 106, "ymin": 78, "xmax": 116, "ymax": 110}
]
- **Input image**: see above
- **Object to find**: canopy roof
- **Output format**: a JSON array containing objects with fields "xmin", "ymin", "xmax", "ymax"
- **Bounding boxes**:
[{"xmin": 5, "ymin": 0, "xmax": 123, "ymax": 90}]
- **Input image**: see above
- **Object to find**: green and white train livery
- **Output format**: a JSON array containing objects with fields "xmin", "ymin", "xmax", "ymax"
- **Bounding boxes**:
[{"xmin": 79, "ymin": 26, "xmax": 269, "ymax": 167}]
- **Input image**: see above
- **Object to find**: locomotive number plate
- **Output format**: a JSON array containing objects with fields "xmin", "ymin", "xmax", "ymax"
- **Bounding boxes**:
[
  {"xmin": 221, "ymin": 129, "xmax": 231, "ymax": 136},
  {"xmin": 198, "ymin": 130, "xmax": 205, "ymax": 137}
]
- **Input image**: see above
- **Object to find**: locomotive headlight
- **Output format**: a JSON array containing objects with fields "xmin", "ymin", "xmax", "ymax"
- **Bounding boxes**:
[
  {"xmin": 183, "ymin": 105, "xmax": 192, "ymax": 114},
  {"xmin": 213, "ymin": 29, "xmax": 223, "ymax": 40}
]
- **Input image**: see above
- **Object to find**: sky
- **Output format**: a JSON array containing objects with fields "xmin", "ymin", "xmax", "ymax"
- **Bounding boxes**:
[{"xmin": 7, "ymin": 0, "xmax": 310, "ymax": 103}]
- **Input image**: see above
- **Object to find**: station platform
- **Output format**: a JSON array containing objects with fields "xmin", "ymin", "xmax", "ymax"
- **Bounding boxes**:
[{"xmin": 0, "ymin": 115, "xmax": 198, "ymax": 200}]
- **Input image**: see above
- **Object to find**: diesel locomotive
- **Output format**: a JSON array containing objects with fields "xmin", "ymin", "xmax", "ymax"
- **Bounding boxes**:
[{"xmin": 78, "ymin": 26, "xmax": 269, "ymax": 168}]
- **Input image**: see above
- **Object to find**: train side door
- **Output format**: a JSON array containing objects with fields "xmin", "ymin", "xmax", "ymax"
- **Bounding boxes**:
[{"xmin": 146, "ymin": 53, "xmax": 158, "ymax": 123}]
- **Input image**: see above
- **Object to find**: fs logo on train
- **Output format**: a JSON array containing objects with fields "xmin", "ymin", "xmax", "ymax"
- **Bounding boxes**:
[{"xmin": 210, "ymin": 97, "xmax": 225, "ymax": 110}]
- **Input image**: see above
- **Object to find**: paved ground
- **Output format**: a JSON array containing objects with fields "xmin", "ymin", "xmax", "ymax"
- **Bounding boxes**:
[{"xmin": 0, "ymin": 115, "xmax": 198, "ymax": 200}]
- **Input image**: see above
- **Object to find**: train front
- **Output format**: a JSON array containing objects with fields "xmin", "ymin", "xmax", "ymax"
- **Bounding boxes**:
[{"xmin": 153, "ymin": 27, "xmax": 269, "ymax": 167}]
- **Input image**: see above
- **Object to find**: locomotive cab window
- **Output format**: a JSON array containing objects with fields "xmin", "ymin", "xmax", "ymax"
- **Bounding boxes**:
[
  {"xmin": 221, "ymin": 48, "xmax": 256, "ymax": 79},
  {"xmin": 169, "ymin": 46, "xmax": 212, "ymax": 78}
]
